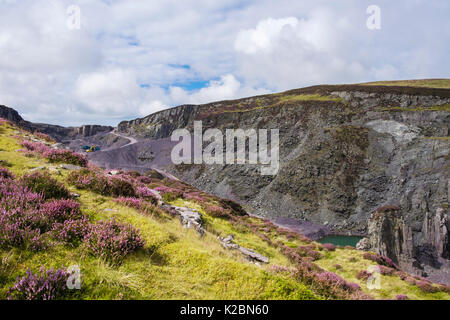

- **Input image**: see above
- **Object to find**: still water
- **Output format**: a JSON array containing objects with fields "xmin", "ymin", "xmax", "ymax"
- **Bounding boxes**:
[{"xmin": 317, "ymin": 235, "xmax": 363, "ymax": 247}]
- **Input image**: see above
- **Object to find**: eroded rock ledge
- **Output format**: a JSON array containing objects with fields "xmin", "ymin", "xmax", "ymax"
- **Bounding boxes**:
[{"xmin": 219, "ymin": 235, "xmax": 269, "ymax": 264}]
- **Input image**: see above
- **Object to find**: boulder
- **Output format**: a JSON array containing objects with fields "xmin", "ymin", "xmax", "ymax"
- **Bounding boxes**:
[{"xmin": 218, "ymin": 234, "xmax": 269, "ymax": 264}]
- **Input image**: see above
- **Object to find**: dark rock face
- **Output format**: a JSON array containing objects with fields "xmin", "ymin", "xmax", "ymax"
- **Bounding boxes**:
[
  {"xmin": 115, "ymin": 84, "xmax": 450, "ymax": 276},
  {"xmin": 0, "ymin": 105, "xmax": 113, "ymax": 141},
  {"xmin": 0, "ymin": 105, "xmax": 24, "ymax": 124},
  {"xmin": 32, "ymin": 123, "xmax": 113, "ymax": 141},
  {"xmin": 359, "ymin": 206, "xmax": 449, "ymax": 281}
]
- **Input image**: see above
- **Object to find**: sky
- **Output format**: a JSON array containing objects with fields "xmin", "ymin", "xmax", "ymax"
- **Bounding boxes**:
[{"xmin": 0, "ymin": 0, "xmax": 448, "ymax": 126}]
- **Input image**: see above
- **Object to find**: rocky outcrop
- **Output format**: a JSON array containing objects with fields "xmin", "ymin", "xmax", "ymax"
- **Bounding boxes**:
[
  {"xmin": 0, "ymin": 105, "xmax": 25, "ymax": 124},
  {"xmin": 422, "ymin": 208, "xmax": 449, "ymax": 263},
  {"xmin": 169, "ymin": 205, "xmax": 205, "ymax": 236},
  {"xmin": 358, "ymin": 205, "xmax": 449, "ymax": 279},
  {"xmin": 32, "ymin": 123, "xmax": 113, "ymax": 141},
  {"xmin": 219, "ymin": 235, "xmax": 269, "ymax": 264},
  {"xmin": 358, "ymin": 206, "xmax": 414, "ymax": 266}
]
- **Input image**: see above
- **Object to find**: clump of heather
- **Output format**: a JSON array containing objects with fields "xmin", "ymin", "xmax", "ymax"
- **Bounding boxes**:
[
  {"xmin": 20, "ymin": 170, "xmax": 70, "ymax": 200},
  {"xmin": 378, "ymin": 265, "xmax": 395, "ymax": 276},
  {"xmin": 21, "ymin": 139, "xmax": 87, "ymax": 167},
  {"xmin": 20, "ymin": 140, "xmax": 50, "ymax": 154},
  {"xmin": 321, "ymin": 243, "xmax": 336, "ymax": 252},
  {"xmin": 155, "ymin": 186, "xmax": 183, "ymax": 202},
  {"xmin": 109, "ymin": 176, "xmax": 136, "ymax": 197},
  {"xmin": 33, "ymin": 131, "xmax": 55, "ymax": 143},
  {"xmin": 362, "ymin": 252, "xmax": 398, "ymax": 269},
  {"xmin": 0, "ymin": 172, "xmax": 90, "ymax": 249},
  {"xmin": 269, "ymin": 264, "xmax": 295, "ymax": 275},
  {"xmin": 136, "ymin": 175, "xmax": 152, "ymax": 184},
  {"xmin": 416, "ymin": 281, "xmax": 439, "ymax": 293},
  {"xmin": 135, "ymin": 186, "xmax": 158, "ymax": 203},
  {"xmin": 294, "ymin": 266, "xmax": 369, "ymax": 300},
  {"xmin": 67, "ymin": 168, "xmax": 136, "ymax": 197},
  {"xmin": 67, "ymin": 168, "xmax": 110, "ymax": 195},
  {"xmin": 114, "ymin": 197, "xmax": 163, "ymax": 217},
  {"xmin": 0, "ymin": 118, "xmax": 12, "ymax": 126},
  {"xmin": 356, "ymin": 270, "xmax": 371, "ymax": 280},
  {"xmin": 203, "ymin": 203, "xmax": 231, "ymax": 219},
  {"xmin": 8, "ymin": 267, "xmax": 70, "ymax": 300},
  {"xmin": 296, "ymin": 245, "xmax": 323, "ymax": 261},
  {"xmin": 40, "ymin": 199, "xmax": 83, "ymax": 223},
  {"xmin": 84, "ymin": 219, "xmax": 145, "ymax": 263},
  {"xmin": 52, "ymin": 217, "xmax": 91, "ymax": 244},
  {"xmin": 0, "ymin": 167, "xmax": 14, "ymax": 179},
  {"xmin": 45, "ymin": 149, "xmax": 87, "ymax": 167},
  {"xmin": 396, "ymin": 294, "xmax": 408, "ymax": 300}
]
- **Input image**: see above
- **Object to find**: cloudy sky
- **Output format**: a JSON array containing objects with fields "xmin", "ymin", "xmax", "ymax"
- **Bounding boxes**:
[{"xmin": 0, "ymin": 0, "xmax": 448, "ymax": 126}]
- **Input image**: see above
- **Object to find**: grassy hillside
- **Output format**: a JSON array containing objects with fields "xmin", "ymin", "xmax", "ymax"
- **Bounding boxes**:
[
  {"xmin": 0, "ymin": 119, "xmax": 448, "ymax": 300},
  {"xmin": 360, "ymin": 79, "xmax": 450, "ymax": 89}
]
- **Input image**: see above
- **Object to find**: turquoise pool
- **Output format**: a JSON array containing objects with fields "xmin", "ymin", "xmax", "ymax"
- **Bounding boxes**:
[{"xmin": 317, "ymin": 235, "xmax": 363, "ymax": 247}]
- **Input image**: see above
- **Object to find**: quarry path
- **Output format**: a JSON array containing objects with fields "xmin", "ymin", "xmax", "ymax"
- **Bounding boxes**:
[{"xmin": 109, "ymin": 129, "xmax": 138, "ymax": 148}]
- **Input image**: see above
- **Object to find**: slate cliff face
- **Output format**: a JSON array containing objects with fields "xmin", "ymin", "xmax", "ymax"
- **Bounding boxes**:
[
  {"xmin": 0, "ymin": 105, "xmax": 113, "ymax": 141},
  {"xmin": 116, "ymin": 85, "xmax": 450, "ymax": 276}
]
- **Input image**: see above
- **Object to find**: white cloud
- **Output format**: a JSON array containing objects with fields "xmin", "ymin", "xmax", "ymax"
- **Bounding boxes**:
[
  {"xmin": 235, "ymin": 17, "xmax": 298, "ymax": 54},
  {"xmin": 74, "ymin": 68, "xmax": 141, "ymax": 114}
]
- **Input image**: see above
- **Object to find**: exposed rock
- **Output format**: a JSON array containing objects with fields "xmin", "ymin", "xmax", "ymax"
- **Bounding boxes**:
[
  {"xmin": 0, "ymin": 105, "xmax": 25, "ymax": 125},
  {"xmin": 171, "ymin": 205, "xmax": 205, "ymax": 236},
  {"xmin": 70, "ymin": 192, "xmax": 80, "ymax": 198},
  {"xmin": 218, "ymin": 235, "xmax": 269, "ymax": 264},
  {"xmin": 423, "ymin": 208, "xmax": 449, "ymax": 260},
  {"xmin": 238, "ymin": 247, "xmax": 269, "ymax": 264},
  {"xmin": 59, "ymin": 164, "xmax": 82, "ymax": 170},
  {"xmin": 356, "ymin": 237, "xmax": 371, "ymax": 250}
]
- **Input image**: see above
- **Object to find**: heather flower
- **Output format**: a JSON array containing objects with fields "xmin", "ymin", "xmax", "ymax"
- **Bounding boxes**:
[
  {"xmin": 33, "ymin": 131, "xmax": 54, "ymax": 143},
  {"xmin": 84, "ymin": 219, "xmax": 145, "ymax": 263},
  {"xmin": 362, "ymin": 252, "xmax": 398, "ymax": 269},
  {"xmin": 322, "ymin": 243, "xmax": 336, "ymax": 251},
  {"xmin": 21, "ymin": 139, "xmax": 87, "ymax": 167},
  {"xmin": 20, "ymin": 170, "xmax": 70, "ymax": 200},
  {"xmin": 135, "ymin": 186, "xmax": 158, "ymax": 203},
  {"xmin": 114, "ymin": 197, "xmax": 162, "ymax": 217},
  {"xmin": 203, "ymin": 204, "xmax": 230, "ymax": 219},
  {"xmin": 67, "ymin": 168, "xmax": 136, "ymax": 197},
  {"xmin": 0, "ymin": 172, "xmax": 89, "ymax": 249},
  {"xmin": 356, "ymin": 270, "xmax": 371, "ymax": 280},
  {"xmin": 0, "ymin": 167, "xmax": 14, "ymax": 179},
  {"xmin": 8, "ymin": 267, "xmax": 70, "ymax": 300},
  {"xmin": 44, "ymin": 149, "xmax": 88, "ymax": 167},
  {"xmin": 416, "ymin": 281, "xmax": 439, "ymax": 293},
  {"xmin": 52, "ymin": 217, "xmax": 91, "ymax": 244},
  {"xmin": 396, "ymin": 294, "xmax": 408, "ymax": 300},
  {"xmin": 39, "ymin": 199, "xmax": 83, "ymax": 223}
]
